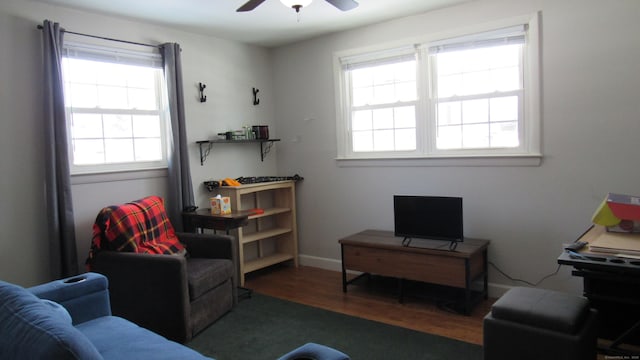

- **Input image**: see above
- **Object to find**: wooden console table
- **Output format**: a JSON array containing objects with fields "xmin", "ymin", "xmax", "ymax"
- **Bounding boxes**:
[{"xmin": 339, "ymin": 229, "xmax": 489, "ymax": 315}]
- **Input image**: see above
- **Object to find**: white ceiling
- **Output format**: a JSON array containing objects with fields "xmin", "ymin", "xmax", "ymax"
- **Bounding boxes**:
[{"xmin": 37, "ymin": 0, "xmax": 470, "ymax": 47}]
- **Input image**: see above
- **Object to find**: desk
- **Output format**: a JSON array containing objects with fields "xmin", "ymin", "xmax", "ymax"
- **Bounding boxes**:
[
  {"xmin": 558, "ymin": 225, "xmax": 640, "ymax": 355},
  {"xmin": 339, "ymin": 229, "xmax": 489, "ymax": 315},
  {"xmin": 182, "ymin": 209, "xmax": 249, "ymax": 234}
]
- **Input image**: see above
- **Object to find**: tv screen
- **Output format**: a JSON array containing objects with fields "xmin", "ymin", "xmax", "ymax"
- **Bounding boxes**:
[{"xmin": 393, "ymin": 195, "xmax": 463, "ymax": 243}]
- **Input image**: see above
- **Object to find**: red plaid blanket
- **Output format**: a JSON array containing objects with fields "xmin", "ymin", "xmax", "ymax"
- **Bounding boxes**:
[{"xmin": 86, "ymin": 196, "xmax": 185, "ymax": 268}]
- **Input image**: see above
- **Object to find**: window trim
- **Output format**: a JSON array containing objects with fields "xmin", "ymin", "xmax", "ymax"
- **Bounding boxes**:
[
  {"xmin": 62, "ymin": 42, "xmax": 170, "ymax": 175},
  {"xmin": 334, "ymin": 12, "xmax": 542, "ymax": 166}
]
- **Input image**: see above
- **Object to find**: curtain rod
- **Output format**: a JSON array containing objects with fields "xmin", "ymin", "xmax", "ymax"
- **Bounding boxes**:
[{"xmin": 37, "ymin": 24, "xmax": 160, "ymax": 49}]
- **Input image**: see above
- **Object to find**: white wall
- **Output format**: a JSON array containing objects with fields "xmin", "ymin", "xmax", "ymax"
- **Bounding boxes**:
[
  {"xmin": 2, "ymin": 0, "xmax": 639, "ymax": 296},
  {"xmin": 272, "ymin": 0, "xmax": 640, "ymax": 295},
  {"xmin": 0, "ymin": 0, "xmax": 276, "ymax": 286}
]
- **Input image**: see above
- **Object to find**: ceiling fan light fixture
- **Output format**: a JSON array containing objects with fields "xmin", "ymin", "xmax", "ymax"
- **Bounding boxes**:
[{"xmin": 280, "ymin": 0, "xmax": 312, "ymax": 12}]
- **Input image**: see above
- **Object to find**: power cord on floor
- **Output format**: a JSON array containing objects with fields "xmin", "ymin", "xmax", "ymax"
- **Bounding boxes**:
[{"xmin": 488, "ymin": 261, "xmax": 561, "ymax": 287}]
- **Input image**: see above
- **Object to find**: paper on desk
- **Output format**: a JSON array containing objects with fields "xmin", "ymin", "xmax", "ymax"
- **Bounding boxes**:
[{"xmin": 588, "ymin": 229, "xmax": 640, "ymax": 256}]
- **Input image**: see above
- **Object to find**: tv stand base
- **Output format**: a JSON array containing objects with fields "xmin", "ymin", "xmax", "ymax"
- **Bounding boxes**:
[{"xmin": 339, "ymin": 230, "xmax": 489, "ymax": 315}]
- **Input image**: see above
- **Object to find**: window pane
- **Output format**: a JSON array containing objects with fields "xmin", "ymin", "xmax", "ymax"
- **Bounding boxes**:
[
  {"xmin": 462, "ymin": 70, "xmax": 491, "ymax": 95},
  {"xmin": 353, "ymin": 130, "xmax": 373, "ymax": 152},
  {"xmin": 437, "ymin": 125, "xmax": 462, "ymax": 149},
  {"xmin": 434, "ymin": 44, "xmax": 522, "ymax": 98},
  {"xmin": 462, "ymin": 99, "xmax": 489, "ymax": 124},
  {"xmin": 68, "ymin": 83, "xmax": 98, "ymax": 108},
  {"xmin": 490, "ymin": 96, "xmax": 518, "ymax": 122},
  {"xmin": 491, "ymin": 67, "xmax": 520, "ymax": 92},
  {"xmin": 98, "ymin": 85, "xmax": 129, "ymax": 109},
  {"xmin": 352, "ymin": 110, "xmax": 372, "ymax": 131},
  {"xmin": 73, "ymin": 139, "xmax": 104, "ymax": 165},
  {"xmin": 351, "ymin": 67, "xmax": 373, "ymax": 88},
  {"xmin": 352, "ymin": 86, "xmax": 373, "ymax": 107},
  {"xmin": 129, "ymin": 88, "xmax": 157, "ymax": 110},
  {"xmin": 396, "ymin": 81, "xmax": 417, "ymax": 102},
  {"xmin": 104, "ymin": 139, "xmax": 134, "ymax": 163},
  {"xmin": 103, "ymin": 114, "xmax": 132, "ymax": 138},
  {"xmin": 462, "ymin": 123, "xmax": 489, "ymax": 148},
  {"xmin": 437, "ymin": 73, "xmax": 462, "ymax": 98},
  {"xmin": 72, "ymin": 113, "xmax": 103, "ymax": 139},
  {"xmin": 395, "ymin": 128, "xmax": 416, "ymax": 150},
  {"xmin": 372, "ymin": 108, "xmax": 393, "ymax": 130},
  {"xmin": 126, "ymin": 66, "xmax": 156, "ymax": 88},
  {"xmin": 96, "ymin": 62, "xmax": 127, "ymax": 86},
  {"xmin": 134, "ymin": 138, "xmax": 162, "ymax": 161},
  {"xmin": 132, "ymin": 115, "xmax": 161, "ymax": 137},
  {"xmin": 373, "ymin": 129, "xmax": 394, "ymax": 151},
  {"xmin": 394, "ymin": 106, "xmax": 415, "ymax": 128},
  {"xmin": 438, "ymin": 101, "xmax": 461, "ymax": 126},
  {"xmin": 491, "ymin": 121, "xmax": 519, "ymax": 147},
  {"xmin": 350, "ymin": 60, "xmax": 416, "ymax": 106},
  {"xmin": 373, "ymin": 84, "xmax": 394, "ymax": 104}
]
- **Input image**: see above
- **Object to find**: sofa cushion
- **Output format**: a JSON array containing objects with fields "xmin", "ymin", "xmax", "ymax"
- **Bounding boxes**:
[
  {"xmin": 187, "ymin": 258, "xmax": 234, "ymax": 300},
  {"xmin": 0, "ymin": 280, "xmax": 102, "ymax": 359},
  {"xmin": 76, "ymin": 316, "xmax": 212, "ymax": 359},
  {"xmin": 87, "ymin": 196, "xmax": 185, "ymax": 267}
]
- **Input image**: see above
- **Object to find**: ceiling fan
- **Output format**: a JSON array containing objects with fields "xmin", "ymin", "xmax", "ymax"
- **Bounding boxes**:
[{"xmin": 237, "ymin": 0, "xmax": 359, "ymax": 13}]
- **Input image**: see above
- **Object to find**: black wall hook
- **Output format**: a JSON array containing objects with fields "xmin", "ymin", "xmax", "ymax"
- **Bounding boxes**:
[
  {"xmin": 253, "ymin": 87, "xmax": 260, "ymax": 106},
  {"xmin": 199, "ymin": 83, "xmax": 207, "ymax": 103}
]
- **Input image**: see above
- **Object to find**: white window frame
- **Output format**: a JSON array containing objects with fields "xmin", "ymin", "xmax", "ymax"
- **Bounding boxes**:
[
  {"xmin": 334, "ymin": 13, "xmax": 541, "ymax": 166},
  {"xmin": 341, "ymin": 46, "xmax": 421, "ymax": 157},
  {"xmin": 62, "ymin": 42, "xmax": 170, "ymax": 175}
]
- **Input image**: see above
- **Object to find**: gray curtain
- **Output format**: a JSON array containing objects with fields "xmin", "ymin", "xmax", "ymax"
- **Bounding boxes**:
[
  {"xmin": 42, "ymin": 20, "xmax": 79, "ymax": 278},
  {"xmin": 162, "ymin": 43, "xmax": 195, "ymax": 231}
]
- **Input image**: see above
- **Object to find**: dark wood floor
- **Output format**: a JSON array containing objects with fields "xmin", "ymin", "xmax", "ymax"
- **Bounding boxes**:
[{"xmin": 244, "ymin": 265, "xmax": 494, "ymax": 346}]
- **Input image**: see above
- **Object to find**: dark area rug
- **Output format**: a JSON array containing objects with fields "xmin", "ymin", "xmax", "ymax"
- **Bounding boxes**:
[{"xmin": 187, "ymin": 293, "xmax": 482, "ymax": 360}]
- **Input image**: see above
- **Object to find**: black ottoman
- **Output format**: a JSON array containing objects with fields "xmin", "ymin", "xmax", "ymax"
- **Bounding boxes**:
[{"xmin": 483, "ymin": 287, "xmax": 598, "ymax": 360}]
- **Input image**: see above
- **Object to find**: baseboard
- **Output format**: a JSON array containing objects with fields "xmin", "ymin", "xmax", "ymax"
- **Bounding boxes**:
[{"xmin": 298, "ymin": 254, "xmax": 512, "ymax": 299}]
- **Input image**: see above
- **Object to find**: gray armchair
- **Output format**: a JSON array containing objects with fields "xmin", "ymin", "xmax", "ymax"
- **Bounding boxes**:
[{"xmin": 87, "ymin": 196, "xmax": 239, "ymax": 343}]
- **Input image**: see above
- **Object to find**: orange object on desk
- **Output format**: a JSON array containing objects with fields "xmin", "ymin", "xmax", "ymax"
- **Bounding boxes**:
[{"xmin": 247, "ymin": 208, "xmax": 264, "ymax": 215}]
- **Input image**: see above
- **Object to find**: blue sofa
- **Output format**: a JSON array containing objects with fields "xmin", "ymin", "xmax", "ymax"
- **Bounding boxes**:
[
  {"xmin": 0, "ymin": 272, "xmax": 211, "ymax": 359},
  {"xmin": 0, "ymin": 272, "xmax": 350, "ymax": 360}
]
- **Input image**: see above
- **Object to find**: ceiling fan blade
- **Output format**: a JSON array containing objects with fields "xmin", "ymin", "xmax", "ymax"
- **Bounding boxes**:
[
  {"xmin": 325, "ymin": 0, "xmax": 359, "ymax": 11},
  {"xmin": 237, "ymin": 0, "xmax": 267, "ymax": 12}
]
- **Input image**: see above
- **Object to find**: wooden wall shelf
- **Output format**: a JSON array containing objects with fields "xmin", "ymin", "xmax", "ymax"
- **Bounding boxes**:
[{"xmin": 196, "ymin": 139, "xmax": 281, "ymax": 165}]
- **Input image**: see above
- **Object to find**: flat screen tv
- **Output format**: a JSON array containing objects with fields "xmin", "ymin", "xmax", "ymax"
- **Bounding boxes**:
[{"xmin": 394, "ymin": 195, "xmax": 463, "ymax": 250}]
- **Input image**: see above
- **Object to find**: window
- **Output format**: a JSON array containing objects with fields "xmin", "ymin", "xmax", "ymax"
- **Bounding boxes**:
[
  {"xmin": 347, "ymin": 50, "xmax": 418, "ymax": 153},
  {"xmin": 335, "ymin": 15, "xmax": 540, "ymax": 164},
  {"xmin": 430, "ymin": 26, "xmax": 525, "ymax": 152},
  {"xmin": 62, "ymin": 43, "xmax": 168, "ymax": 174}
]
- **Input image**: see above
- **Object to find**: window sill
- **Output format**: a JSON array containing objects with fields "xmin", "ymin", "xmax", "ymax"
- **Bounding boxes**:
[
  {"xmin": 335, "ymin": 154, "xmax": 542, "ymax": 167},
  {"xmin": 71, "ymin": 168, "xmax": 168, "ymax": 185}
]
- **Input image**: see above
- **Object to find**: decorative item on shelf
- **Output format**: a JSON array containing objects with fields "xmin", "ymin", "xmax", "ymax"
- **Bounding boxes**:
[
  {"xmin": 252, "ymin": 125, "xmax": 269, "ymax": 139},
  {"xmin": 198, "ymin": 82, "xmax": 207, "ymax": 102},
  {"xmin": 253, "ymin": 87, "xmax": 260, "ymax": 105}
]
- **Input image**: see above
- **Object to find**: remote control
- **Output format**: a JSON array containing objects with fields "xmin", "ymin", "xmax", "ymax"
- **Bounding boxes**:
[{"xmin": 564, "ymin": 241, "xmax": 588, "ymax": 252}]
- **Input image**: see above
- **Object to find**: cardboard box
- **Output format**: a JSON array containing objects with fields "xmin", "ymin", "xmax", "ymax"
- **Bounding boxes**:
[
  {"xmin": 592, "ymin": 193, "xmax": 640, "ymax": 233},
  {"xmin": 210, "ymin": 196, "xmax": 231, "ymax": 215}
]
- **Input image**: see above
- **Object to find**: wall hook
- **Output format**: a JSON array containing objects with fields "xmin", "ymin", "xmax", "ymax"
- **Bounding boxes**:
[
  {"xmin": 199, "ymin": 82, "xmax": 207, "ymax": 103},
  {"xmin": 253, "ymin": 87, "xmax": 260, "ymax": 106}
]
